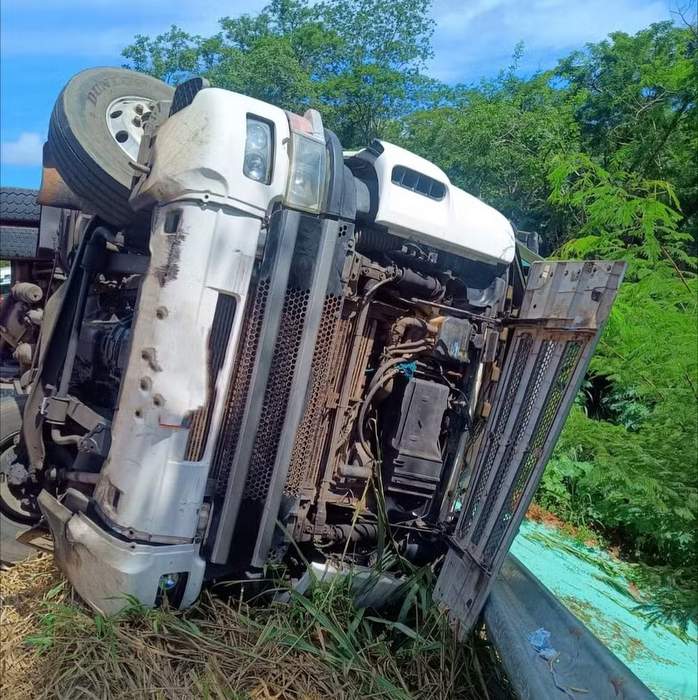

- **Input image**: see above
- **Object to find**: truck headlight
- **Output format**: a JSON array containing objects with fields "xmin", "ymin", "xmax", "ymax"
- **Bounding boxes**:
[
  {"xmin": 285, "ymin": 132, "xmax": 327, "ymax": 213},
  {"xmin": 243, "ymin": 116, "xmax": 273, "ymax": 184}
]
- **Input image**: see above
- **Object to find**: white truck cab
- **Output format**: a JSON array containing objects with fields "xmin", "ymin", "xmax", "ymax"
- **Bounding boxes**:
[{"xmin": 1, "ymin": 70, "xmax": 623, "ymax": 630}]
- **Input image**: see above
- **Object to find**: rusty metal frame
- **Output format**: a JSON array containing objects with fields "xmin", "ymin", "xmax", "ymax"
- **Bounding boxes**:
[{"xmin": 434, "ymin": 260, "xmax": 626, "ymax": 635}]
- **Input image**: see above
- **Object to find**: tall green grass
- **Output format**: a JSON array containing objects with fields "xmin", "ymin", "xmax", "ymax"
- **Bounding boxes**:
[{"xmin": 2, "ymin": 555, "xmax": 512, "ymax": 700}]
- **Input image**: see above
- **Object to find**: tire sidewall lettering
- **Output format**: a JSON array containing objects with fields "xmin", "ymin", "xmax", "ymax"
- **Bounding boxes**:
[{"xmin": 86, "ymin": 78, "xmax": 113, "ymax": 107}]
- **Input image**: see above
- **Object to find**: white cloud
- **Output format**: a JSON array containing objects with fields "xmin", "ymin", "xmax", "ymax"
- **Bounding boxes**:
[
  {"xmin": 430, "ymin": 0, "xmax": 673, "ymax": 82},
  {"xmin": 0, "ymin": 0, "xmax": 676, "ymax": 81},
  {"xmin": 1, "ymin": 132, "xmax": 44, "ymax": 166}
]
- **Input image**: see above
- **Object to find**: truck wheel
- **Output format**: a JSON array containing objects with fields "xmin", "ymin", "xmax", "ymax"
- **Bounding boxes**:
[
  {"xmin": 0, "ymin": 390, "xmax": 40, "ymax": 526},
  {"xmin": 48, "ymin": 68, "xmax": 174, "ymax": 227}
]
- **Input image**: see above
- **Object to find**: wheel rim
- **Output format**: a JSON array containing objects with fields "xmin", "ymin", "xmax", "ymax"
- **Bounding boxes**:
[
  {"xmin": 105, "ymin": 95, "xmax": 156, "ymax": 160},
  {"xmin": 0, "ymin": 431, "xmax": 40, "ymax": 523}
]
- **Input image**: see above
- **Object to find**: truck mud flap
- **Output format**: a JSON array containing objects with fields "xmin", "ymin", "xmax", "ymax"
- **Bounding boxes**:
[{"xmin": 434, "ymin": 260, "xmax": 626, "ymax": 635}]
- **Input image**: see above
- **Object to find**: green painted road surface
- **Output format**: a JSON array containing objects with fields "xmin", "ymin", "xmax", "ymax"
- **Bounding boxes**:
[{"xmin": 512, "ymin": 520, "xmax": 697, "ymax": 700}]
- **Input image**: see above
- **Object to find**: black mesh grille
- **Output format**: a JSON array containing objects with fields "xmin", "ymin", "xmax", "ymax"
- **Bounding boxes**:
[
  {"xmin": 482, "ymin": 340, "xmax": 581, "ymax": 563},
  {"xmin": 284, "ymin": 295, "xmax": 342, "ymax": 497},
  {"xmin": 210, "ymin": 280, "xmax": 269, "ymax": 492},
  {"xmin": 242, "ymin": 287, "xmax": 310, "ymax": 501},
  {"xmin": 459, "ymin": 333, "xmax": 533, "ymax": 537},
  {"xmin": 185, "ymin": 294, "xmax": 236, "ymax": 461},
  {"xmin": 471, "ymin": 338, "xmax": 556, "ymax": 545}
]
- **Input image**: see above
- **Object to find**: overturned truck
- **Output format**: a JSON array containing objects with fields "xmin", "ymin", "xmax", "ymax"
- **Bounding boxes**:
[{"xmin": 2, "ymin": 68, "xmax": 624, "ymax": 632}]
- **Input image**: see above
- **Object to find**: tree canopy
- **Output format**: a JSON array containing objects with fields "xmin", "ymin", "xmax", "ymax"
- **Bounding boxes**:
[{"xmin": 124, "ymin": 0, "xmax": 436, "ymax": 147}]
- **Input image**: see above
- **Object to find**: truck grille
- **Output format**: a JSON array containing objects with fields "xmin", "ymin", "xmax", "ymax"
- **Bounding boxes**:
[
  {"xmin": 470, "ymin": 338, "xmax": 556, "ymax": 545},
  {"xmin": 434, "ymin": 261, "xmax": 625, "ymax": 636},
  {"xmin": 284, "ymin": 295, "xmax": 342, "ymax": 497},
  {"xmin": 482, "ymin": 339, "xmax": 581, "ymax": 562},
  {"xmin": 458, "ymin": 332, "xmax": 533, "ymax": 537},
  {"xmin": 205, "ymin": 211, "xmax": 354, "ymax": 567},
  {"xmin": 209, "ymin": 280, "xmax": 269, "ymax": 492},
  {"xmin": 242, "ymin": 287, "xmax": 310, "ymax": 501}
]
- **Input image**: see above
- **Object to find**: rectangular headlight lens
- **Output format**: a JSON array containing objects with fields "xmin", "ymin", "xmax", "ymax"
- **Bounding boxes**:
[
  {"xmin": 284, "ymin": 132, "xmax": 327, "ymax": 213},
  {"xmin": 243, "ymin": 116, "xmax": 273, "ymax": 184}
]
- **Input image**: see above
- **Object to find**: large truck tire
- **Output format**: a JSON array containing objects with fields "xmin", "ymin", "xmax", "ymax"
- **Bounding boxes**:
[
  {"xmin": 48, "ymin": 67, "xmax": 173, "ymax": 227},
  {"xmin": 0, "ymin": 188, "xmax": 41, "ymax": 260}
]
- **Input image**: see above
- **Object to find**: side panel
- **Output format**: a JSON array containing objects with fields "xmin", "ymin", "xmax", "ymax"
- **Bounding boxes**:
[
  {"xmin": 434, "ymin": 260, "xmax": 626, "ymax": 634},
  {"xmin": 94, "ymin": 202, "xmax": 261, "ymax": 541}
]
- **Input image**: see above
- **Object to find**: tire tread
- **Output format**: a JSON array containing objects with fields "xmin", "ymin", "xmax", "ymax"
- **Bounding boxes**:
[{"xmin": 0, "ymin": 188, "xmax": 40, "ymax": 225}]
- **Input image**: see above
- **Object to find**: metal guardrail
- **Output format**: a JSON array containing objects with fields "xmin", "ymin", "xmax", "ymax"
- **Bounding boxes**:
[{"xmin": 485, "ymin": 556, "xmax": 658, "ymax": 700}]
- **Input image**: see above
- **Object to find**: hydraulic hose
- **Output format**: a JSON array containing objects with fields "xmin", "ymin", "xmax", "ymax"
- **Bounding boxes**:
[{"xmin": 357, "ymin": 366, "xmax": 402, "ymax": 457}]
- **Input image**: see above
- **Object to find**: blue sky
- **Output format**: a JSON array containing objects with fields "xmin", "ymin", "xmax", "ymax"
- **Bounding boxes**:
[{"xmin": 0, "ymin": 0, "xmax": 677, "ymax": 188}]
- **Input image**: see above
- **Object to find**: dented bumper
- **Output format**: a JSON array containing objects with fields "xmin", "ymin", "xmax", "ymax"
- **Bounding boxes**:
[{"xmin": 38, "ymin": 489, "xmax": 205, "ymax": 615}]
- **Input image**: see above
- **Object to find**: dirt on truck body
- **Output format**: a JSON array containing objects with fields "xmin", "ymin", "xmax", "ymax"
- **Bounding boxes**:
[{"xmin": 0, "ymin": 68, "xmax": 624, "ymax": 634}]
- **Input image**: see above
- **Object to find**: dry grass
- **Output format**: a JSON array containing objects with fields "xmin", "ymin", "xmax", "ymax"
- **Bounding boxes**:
[
  {"xmin": 1, "ymin": 556, "xmax": 60, "ymax": 699},
  {"xmin": 1, "ymin": 555, "xmax": 511, "ymax": 700}
]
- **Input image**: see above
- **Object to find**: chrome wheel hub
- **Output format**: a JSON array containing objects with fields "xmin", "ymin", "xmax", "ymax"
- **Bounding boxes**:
[{"xmin": 106, "ymin": 95, "xmax": 155, "ymax": 160}]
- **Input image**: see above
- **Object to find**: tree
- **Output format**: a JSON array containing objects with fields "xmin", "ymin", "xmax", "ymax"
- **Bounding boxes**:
[
  {"xmin": 548, "ymin": 152, "xmax": 692, "ymax": 268},
  {"xmin": 122, "ymin": 0, "xmax": 435, "ymax": 147},
  {"xmin": 555, "ymin": 22, "xmax": 698, "ymax": 239}
]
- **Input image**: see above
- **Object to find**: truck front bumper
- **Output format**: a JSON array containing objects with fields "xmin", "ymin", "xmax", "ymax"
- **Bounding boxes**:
[{"xmin": 38, "ymin": 489, "xmax": 205, "ymax": 615}]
